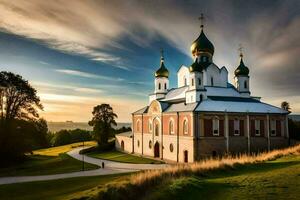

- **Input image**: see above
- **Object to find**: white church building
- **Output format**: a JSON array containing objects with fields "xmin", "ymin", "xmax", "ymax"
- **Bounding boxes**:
[{"xmin": 115, "ymin": 19, "xmax": 289, "ymax": 163}]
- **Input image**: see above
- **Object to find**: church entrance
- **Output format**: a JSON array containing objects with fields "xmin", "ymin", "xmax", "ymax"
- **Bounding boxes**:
[
  {"xmin": 154, "ymin": 142, "xmax": 160, "ymax": 158},
  {"xmin": 184, "ymin": 150, "xmax": 188, "ymax": 163},
  {"xmin": 121, "ymin": 141, "xmax": 124, "ymax": 151}
]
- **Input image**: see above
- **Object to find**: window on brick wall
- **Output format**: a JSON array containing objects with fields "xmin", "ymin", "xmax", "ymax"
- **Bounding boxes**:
[
  {"xmin": 183, "ymin": 119, "xmax": 188, "ymax": 135},
  {"xmin": 270, "ymin": 120, "xmax": 276, "ymax": 136},
  {"xmin": 149, "ymin": 120, "xmax": 152, "ymax": 133},
  {"xmin": 213, "ymin": 117, "xmax": 219, "ymax": 136},
  {"xmin": 169, "ymin": 119, "xmax": 174, "ymax": 134},
  {"xmin": 136, "ymin": 120, "xmax": 141, "ymax": 132},
  {"xmin": 234, "ymin": 118, "xmax": 240, "ymax": 135},
  {"xmin": 155, "ymin": 122, "xmax": 159, "ymax": 136},
  {"xmin": 255, "ymin": 120, "xmax": 260, "ymax": 136}
]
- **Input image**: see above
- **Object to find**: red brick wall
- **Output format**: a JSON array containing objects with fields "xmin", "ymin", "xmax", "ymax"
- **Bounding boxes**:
[
  {"xmin": 143, "ymin": 116, "xmax": 150, "ymax": 133},
  {"xmin": 162, "ymin": 114, "xmax": 178, "ymax": 135},
  {"xmin": 133, "ymin": 115, "xmax": 142, "ymax": 133},
  {"xmin": 204, "ymin": 119, "xmax": 212, "ymax": 136},
  {"xmin": 276, "ymin": 120, "xmax": 281, "ymax": 136},
  {"xmin": 179, "ymin": 114, "xmax": 192, "ymax": 136}
]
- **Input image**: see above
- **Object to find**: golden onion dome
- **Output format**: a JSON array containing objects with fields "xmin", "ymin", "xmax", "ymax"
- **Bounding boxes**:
[
  {"xmin": 191, "ymin": 30, "xmax": 215, "ymax": 56},
  {"xmin": 154, "ymin": 49, "xmax": 169, "ymax": 78},
  {"xmin": 155, "ymin": 56, "xmax": 169, "ymax": 78}
]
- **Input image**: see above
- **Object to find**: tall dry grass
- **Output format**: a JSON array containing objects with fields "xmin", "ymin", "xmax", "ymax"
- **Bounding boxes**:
[
  {"xmin": 95, "ymin": 144, "xmax": 300, "ymax": 200},
  {"xmin": 131, "ymin": 144, "xmax": 300, "ymax": 186}
]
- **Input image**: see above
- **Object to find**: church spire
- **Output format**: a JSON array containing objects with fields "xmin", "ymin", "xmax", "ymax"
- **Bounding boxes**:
[
  {"xmin": 155, "ymin": 48, "xmax": 169, "ymax": 78},
  {"xmin": 235, "ymin": 44, "xmax": 249, "ymax": 76}
]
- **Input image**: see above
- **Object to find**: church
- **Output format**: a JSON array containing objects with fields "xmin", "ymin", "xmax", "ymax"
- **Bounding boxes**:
[{"xmin": 115, "ymin": 19, "xmax": 289, "ymax": 163}]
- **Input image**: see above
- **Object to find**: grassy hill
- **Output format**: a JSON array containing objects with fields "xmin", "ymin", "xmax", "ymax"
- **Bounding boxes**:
[
  {"xmin": 0, "ymin": 142, "xmax": 98, "ymax": 177},
  {"xmin": 1, "ymin": 145, "xmax": 299, "ymax": 200}
]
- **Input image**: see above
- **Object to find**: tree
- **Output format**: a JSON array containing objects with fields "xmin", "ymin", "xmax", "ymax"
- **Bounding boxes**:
[
  {"xmin": 53, "ymin": 130, "xmax": 72, "ymax": 146},
  {"xmin": 0, "ymin": 71, "xmax": 43, "ymax": 161},
  {"xmin": 89, "ymin": 104, "xmax": 117, "ymax": 146},
  {"xmin": 0, "ymin": 71, "xmax": 43, "ymax": 121},
  {"xmin": 281, "ymin": 101, "xmax": 291, "ymax": 112}
]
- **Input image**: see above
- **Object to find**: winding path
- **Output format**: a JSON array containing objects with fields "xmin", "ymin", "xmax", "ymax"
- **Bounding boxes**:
[{"xmin": 0, "ymin": 147, "xmax": 167, "ymax": 185}]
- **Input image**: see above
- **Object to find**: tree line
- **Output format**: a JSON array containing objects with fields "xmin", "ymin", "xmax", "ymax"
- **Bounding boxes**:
[{"xmin": 0, "ymin": 71, "xmax": 128, "ymax": 165}]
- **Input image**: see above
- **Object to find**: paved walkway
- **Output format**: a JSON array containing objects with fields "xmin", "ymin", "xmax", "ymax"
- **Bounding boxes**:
[{"xmin": 0, "ymin": 147, "xmax": 167, "ymax": 185}]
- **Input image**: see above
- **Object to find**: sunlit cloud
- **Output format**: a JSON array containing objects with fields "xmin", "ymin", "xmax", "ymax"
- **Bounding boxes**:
[
  {"xmin": 0, "ymin": 0, "xmax": 299, "ymax": 122},
  {"xmin": 55, "ymin": 69, "xmax": 123, "ymax": 81}
]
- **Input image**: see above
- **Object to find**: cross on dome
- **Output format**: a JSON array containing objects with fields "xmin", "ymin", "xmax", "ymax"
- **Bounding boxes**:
[
  {"xmin": 199, "ymin": 13, "xmax": 205, "ymax": 30},
  {"xmin": 238, "ymin": 43, "xmax": 244, "ymax": 58}
]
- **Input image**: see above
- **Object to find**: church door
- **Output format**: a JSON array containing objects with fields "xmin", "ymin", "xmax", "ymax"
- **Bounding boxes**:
[
  {"xmin": 154, "ymin": 142, "xmax": 160, "ymax": 158},
  {"xmin": 184, "ymin": 150, "xmax": 188, "ymax": 163},
  {"xmin": 121, "ymin": 141, "xmax": 124, "ymax": 151}
]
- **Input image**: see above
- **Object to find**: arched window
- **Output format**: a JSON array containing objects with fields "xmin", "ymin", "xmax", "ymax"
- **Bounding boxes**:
[
  {"xmin": 169, "ymin": 119, "xmax": 174, "ymax": 134},
  {"xmin": 198, "ymin": 78, "xmax": 201, "ymax": 86},
  {"xmin": 191, "ymin": 78, "xmax": 194, "ymax": 86},
  {"xmin": 158, "ymin": 83, "xmax": 161, "ymax": 90},
  {"xmin": 211, "ymin": 77, "xmax": 214, "ymax": 86},
  {"xmin": 184, "ymin": 78, "xmax": 187, "ymax": 86},
  {"xmin": 183, "ymin": 119, "xmax": 188, "ymax": 135},
  {"xmin": 213, "ymin": 116, "xmax": 219, "ymax": 136},
  {"xmin": 164, "ymin": 83, "xmax": 167, "ymax": 89},
  {"xmin": 149, "ymin": 140, "xmax": 152, "ymax": 149},
  {"xmin": 136, "ymin": 120, "xmax": 141, "ymax": 132},
  {"xmin": 155, "ymin": 122, "xmax": 159, "ymax": 136},
  {"xmin": 149, "ymin": 120, "xmax": 152, "ymax": 133},
  {"xmin": 244, "ymin": 80, "xmax": 247, "ymax": 89}
]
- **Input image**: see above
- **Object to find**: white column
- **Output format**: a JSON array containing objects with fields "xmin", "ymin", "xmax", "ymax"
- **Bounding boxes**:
[
  {"xmin": 247, "ymin": 114, "xmax": 250, "ymax": 153},
  {"xmin": 267, "ymin": 114, "xmax": 270, "ymax": 151}
]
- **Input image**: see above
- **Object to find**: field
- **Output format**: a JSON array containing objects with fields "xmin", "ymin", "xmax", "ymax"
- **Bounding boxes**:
[
  {"xmin": 0, "ymin": 145, "xmax": 299, "ymax": 200},
  {"xmin": 0, "ymin": 142, "xmax": 98, "ymax": 177},
  {"xmin": 0, "ymin": 173, "xmax": 131, "ymax": 200},
  {"xmin": 87, "ymin": 150, "xmax": 164, "ymax": 164},
  {"xmin": 148, "ymin": 155, "xmax": 300, "ymax": 200},
  {"xmin": 33, "ymin": 141, "xmax": 97, "ymax": 156}
]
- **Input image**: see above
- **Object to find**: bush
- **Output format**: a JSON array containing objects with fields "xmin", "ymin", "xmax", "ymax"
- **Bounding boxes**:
[{"xmin": 52, "ymin": 129, "xmax": 93, "ymax": 147}]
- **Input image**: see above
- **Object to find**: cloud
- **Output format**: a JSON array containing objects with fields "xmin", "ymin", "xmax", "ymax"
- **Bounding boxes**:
[
  {"xmin": 55, "ymin": 69, "xmax": 123, "ymax": 81},
  {"xmin": 1, "ymin": 0, "xmax": 300, "ymax": 120}
]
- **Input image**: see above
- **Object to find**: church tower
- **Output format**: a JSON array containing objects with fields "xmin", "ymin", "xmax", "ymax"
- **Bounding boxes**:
[
  {"xmin": 186, "ymin": 14, "xmax": 212, "ymax": 103},
  {"xmin": 149, "ymin": 49, "xmax": 169, "ymax": 103},
  {"xmin": 234, "ymin": 50, "xmax": 250, "ymax": 97}
]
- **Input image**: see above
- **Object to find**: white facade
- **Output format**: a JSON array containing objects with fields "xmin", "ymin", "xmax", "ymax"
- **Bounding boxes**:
[{"xmin": 234, "ymin": 75, "xmax": 250, "ymax": 97}]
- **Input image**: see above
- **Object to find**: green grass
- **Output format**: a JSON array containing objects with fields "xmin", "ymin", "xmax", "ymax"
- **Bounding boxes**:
[
  {"xmin": 0, "ymin": 153, "xmax": 98, "ymax": 177},
  {"xmin": 147, "ymin": 155, "xmax": 300, "ymax": 200},
  {"xmin": 87, "ymin": 150, "xmax": 164, "ymax": 164},
  {"xmin": 0, "ymin": 173, "xmax": 131, "ymax": 200},
  {"xmin": 33, "ymin": 141, "xmax": 97, "ymax": 156},
  {"xmin": 1, "ymin": 153, "xmax": 299, "ymax": 200}
]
